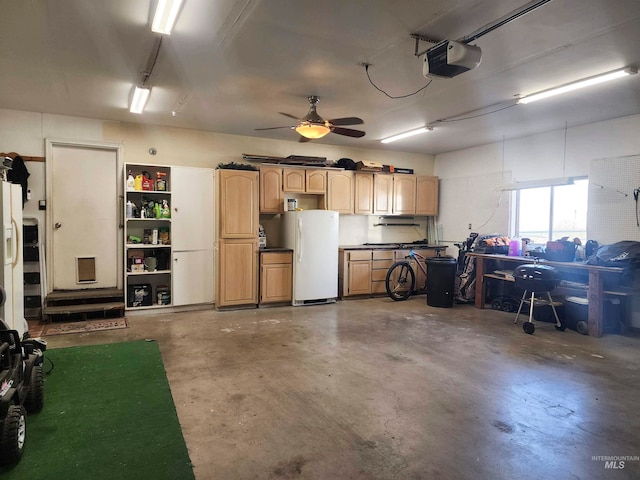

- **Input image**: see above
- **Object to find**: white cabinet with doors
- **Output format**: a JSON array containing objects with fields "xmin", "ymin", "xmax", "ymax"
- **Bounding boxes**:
[{"xmin": 171, "ymin": 166, "xmax": 215, "ymax": 306}]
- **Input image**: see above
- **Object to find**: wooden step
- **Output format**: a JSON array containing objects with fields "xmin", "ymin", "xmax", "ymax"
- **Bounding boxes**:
[
  {"xmin": 43, "ymin": 301, "xmax": 125, "ymax": 323},
  {"xmin": 46, "ymin": 288, "xmax": 123, "ymax": 304}
]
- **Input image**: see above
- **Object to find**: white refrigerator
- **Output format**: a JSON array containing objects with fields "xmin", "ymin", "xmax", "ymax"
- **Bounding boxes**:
[
  {"xmin": 0, "ymin": 181, "xmax": 26, "ymax": 338},
  {"xmin": 281, "ymin": 210, "xmax": 339, "ymax": 306}
]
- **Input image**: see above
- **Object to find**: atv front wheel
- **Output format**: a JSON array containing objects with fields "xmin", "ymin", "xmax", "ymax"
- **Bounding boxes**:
[{"xmin": 0, "ymin": 405, "xmax": 26, "ymax": 465}]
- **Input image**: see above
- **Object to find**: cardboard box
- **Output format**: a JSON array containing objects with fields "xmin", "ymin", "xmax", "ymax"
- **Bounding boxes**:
[{"xmin": 356, "ymin": 161, "xmax": 383, "ymax": 172}]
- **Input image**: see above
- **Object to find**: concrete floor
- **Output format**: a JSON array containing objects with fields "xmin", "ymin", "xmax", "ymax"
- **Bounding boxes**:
[{"xmin": 44, "ymin": 296, "xmax": 640, "ymax": 480}]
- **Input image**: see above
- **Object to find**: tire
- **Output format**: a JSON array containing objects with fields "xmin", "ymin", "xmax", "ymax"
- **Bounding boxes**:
[
  {"xmin": 0, "ymin": 405, "xmax": 26, "ymax": 465},
  {"xmin": 385, "ymin": 262, "xmax": 415, "ymax": 301},
  {"xmin": 24, "ymin": 365, "xmax": 44, "ymax": 413},
  {"xmin": 576, "ymin": 321, "xmax": 589, "ymax": 335}
]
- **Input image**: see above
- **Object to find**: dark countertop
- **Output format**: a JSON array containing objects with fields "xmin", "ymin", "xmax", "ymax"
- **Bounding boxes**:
[
  {"xmin": 259, "ymin": 247, "xmax": 293, "ymax": 253},
  {"xmin": 339, "ymin": 244, "xmax": 446, "ymax": 250}
]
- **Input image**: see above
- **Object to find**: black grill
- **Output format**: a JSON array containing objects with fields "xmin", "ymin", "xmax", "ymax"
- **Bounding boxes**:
[{"xmin": 513, "ymin": 264, "xmax": 559, "ymax": 292}]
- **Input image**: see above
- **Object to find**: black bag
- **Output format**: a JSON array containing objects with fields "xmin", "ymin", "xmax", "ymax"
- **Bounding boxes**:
[{"xmin": 586, "ymin": 241, "xmax": 640, "ymax": 269}]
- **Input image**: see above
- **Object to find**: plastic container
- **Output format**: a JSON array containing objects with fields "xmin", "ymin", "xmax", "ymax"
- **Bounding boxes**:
[
  {"xmin": 564, "ymin": 296, "xmax": 623, "ymax": 335},
  {"xmin": 508, "ymin": 238, "xmax": 521, "ymax": 256},
  {"xmin": 426, "ymin": 256, "xmax": 457, "ymax": 308}
]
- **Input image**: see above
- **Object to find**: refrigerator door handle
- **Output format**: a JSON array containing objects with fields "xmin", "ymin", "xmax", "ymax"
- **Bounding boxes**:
[
  {"xmin": 11, "ymin": 218, "xmax": 20, "ymax": 268},
  {"xmin": 3, "ymin": 223, "xmax": 13, "ymax": 265},
  {"xmin": 297, "ymin": 218, "xmax": 303, "ymax": 263}
]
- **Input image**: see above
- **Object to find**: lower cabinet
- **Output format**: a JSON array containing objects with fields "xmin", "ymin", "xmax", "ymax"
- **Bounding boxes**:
[
  {"xmin": 217, "ymin": 239, "xmax": 258, "ymax": 307},
  {"xmin": 260, "ymin": 251, "xmax": 293, "ymax": 304},
  {"xmin": 339, "ymin": 249, "xmax": 371, "ymax": 297},
  {"xmin": 371, "ymin": 250, "xmax": 394, "ymax": 294},
  {"xmin": 172, "ymin": 250, "xmax": 214, "ymax": 306}
]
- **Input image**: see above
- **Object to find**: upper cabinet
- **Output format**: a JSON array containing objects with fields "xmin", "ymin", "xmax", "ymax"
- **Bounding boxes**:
[
  {"xmin": 415, "ymin": 175, "xmax": 439, "ymax": 216},
  {"xmin": 259, "ymin": 166, "xmax": 284, "ymax": 213},
  {"xmin": 392, "ymin": 174, "xmax": 416, "ymax": 215},
  {"xmin": 217, "ymin": 169, "xmax": 259, "ymax": 238},
  {"xmin": 354, "ymin": 173, "xmax": 374, "ymax": 215},
  {"xmin": 327, "ymin": 170, "xmax": 354, "ymax": 214},
  {"xmin": 373, "ymin": 174, "xmax": 393, "ymax": 215},
  {"xmin": 282, "ymin": 168, "xmax": 327, "ymax": 193}
]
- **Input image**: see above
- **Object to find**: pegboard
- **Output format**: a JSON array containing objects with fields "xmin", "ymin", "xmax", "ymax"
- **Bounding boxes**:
[{"xmin": 588, "ymin": 155, "xmax": 640, "ymax": 244}]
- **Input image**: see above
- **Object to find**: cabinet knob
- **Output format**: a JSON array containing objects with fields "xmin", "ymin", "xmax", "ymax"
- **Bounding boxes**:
[
  {"xmin": 174, "ymin": 207, "xmax": 178, "ymax": 212},
  {"xmin": 54, "ymin": 222, "xmax": 62, "ymax": 229}
]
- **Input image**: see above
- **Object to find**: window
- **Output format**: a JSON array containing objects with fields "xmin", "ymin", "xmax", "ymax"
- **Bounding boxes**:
[{"xmin": 516, "ymin": 178, "xmax": 588, "ymax": 244}]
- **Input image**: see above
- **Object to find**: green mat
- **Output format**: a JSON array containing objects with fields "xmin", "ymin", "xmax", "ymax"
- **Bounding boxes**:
[{"xmin": 0, "ymin": 341, "xmax": 194, "ymax": 480}]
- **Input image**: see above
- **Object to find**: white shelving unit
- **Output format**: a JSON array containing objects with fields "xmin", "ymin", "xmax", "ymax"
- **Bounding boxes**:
[{"xmin": 124, "ymin": 163, "xmax": 172, "ymax": 310}]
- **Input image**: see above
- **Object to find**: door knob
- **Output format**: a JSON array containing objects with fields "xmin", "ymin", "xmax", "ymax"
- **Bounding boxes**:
[{"xmin": 55, "ymin": 222, "xmax": 62, "ymax": 229}]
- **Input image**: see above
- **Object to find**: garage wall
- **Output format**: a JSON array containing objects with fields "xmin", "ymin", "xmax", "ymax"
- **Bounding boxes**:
[
  {"xmin": 434, "ymin": 113, "xmax": 640, "ymax": 246},
  {"xmin": 0, "ymin": 108, "xmax": 436, "ymax": 247}
]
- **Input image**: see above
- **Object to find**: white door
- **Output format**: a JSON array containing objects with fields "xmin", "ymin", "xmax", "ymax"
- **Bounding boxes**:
[
  {"xmin": 172, "ymin": 250, "xmax": 214, "ymax": 305},
  {"xmin": 47, "ymin": 141, "xmax": 121, "ymax": 290},
  {"xmin": 171, "ymin": 166, "xmax": 214, "ymax": 250}
]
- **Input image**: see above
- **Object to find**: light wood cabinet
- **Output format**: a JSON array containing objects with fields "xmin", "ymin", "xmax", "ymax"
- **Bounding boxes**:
[
  {"xmin": 373, "ymin": 174, "xmax": 393, "ymax": 215},
  {"xmin": 217, "ymin": 169, "xmax": 259, "ymax": 238},
  {"xmin": 354, "ymin": 173, "xmax": 374, "ymax": 214},
  {"xmin": 371, "ymin": 250, "xmax": 394, "ymax": 294},
  {"xmin": 282, "ymin": 167, "xmax": 327, "ymax": 194},
  {"xmin": 306, "ymin": 169, "xmax": 327, "ymax": 193},
  {"xmin": 392, "ymin": 174, "xmax": 417, "ymax": 215},
  {"xmin": 327, "ymin": 170, "xmax": 354, "ymax": 214},
  {"xmin": 339, "ymin": 249, "xmax": 371, "ymax": 297},
  {"xmin": 217, "ymin": 238, "xmax": 258, "ymax": 307},
  {"xmin": 259, "ymin": 166, "xmax": 284, "ymax": 213},
  {"xmin": 416, "ymin": 175, "xmax": 439, "ymax": 216},
  {"xmin": 259, "ymin": 251, "xmax": 292, "ymax": 304}
]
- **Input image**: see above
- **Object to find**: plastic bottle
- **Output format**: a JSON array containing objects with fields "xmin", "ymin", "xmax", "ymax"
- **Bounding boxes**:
[
  {"xmin": 161, "ymin": 200, "xmax": 171, "ymax": 218},
  {"xmin": 126, "ymin": 200, "xmax": 134, "ymax": 218},
  {"xmin": 127, "ymin": 170, "xmax": 135, "ymax": 190}
]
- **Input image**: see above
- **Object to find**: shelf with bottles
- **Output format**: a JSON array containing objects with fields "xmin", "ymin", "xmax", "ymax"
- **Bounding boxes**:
[
  {"xmin": 126, "ymin": 195, "xmax": 172, "ymax": 221},
  {"xmin": 126, "ymin": 247, "xmax": 172, "ymax": 274},
  {"xmin": 125, "ymin": 165, "xmax": 171, "ymax": 193},
  {"xmin": 126, "ymin": 226, "xmax": 171, "ymax": 248}
]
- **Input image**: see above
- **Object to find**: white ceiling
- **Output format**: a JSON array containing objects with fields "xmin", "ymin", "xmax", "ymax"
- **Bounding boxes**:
[{"xmin": 1, "ymin": 0, "xmax": 639, "ymax": 155}]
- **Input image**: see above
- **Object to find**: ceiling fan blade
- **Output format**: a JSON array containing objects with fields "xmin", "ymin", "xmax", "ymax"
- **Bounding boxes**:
[
  {"xmin": 328, "ymin": 117, "xmax": 364, "ymax": 126},
  {"xmin": 254, "ymin": 126, "xmax": 294, "ymax": 131},
  {"xmin": 279, "ymin": 112, "xmax": 301, "ymax": 121},
  {"xmin": 331, "ymin": 126, "xmax": 366, "ymax": 138}
]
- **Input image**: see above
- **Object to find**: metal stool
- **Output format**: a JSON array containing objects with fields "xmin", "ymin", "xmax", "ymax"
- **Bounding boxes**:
[{"xmin": 513, "ymin": 264, "xmax": 565, "ymax": 334}]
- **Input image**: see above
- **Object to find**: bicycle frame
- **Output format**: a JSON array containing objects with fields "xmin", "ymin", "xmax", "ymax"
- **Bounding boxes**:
[{"xmin": 404, "ymin": 250, "xmax": 428, "ymax": 277}]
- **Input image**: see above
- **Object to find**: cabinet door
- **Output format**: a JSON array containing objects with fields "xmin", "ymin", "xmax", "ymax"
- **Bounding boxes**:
[
  {"xmin": 172, "ymin": 166, "xmax": 214, "ymax": 250},
  {"xmin": 327, "ymin": 170, "xmax": 354, "ymax": 214},
  {"xmin": 217, "ymin": 169, "xmax": 258, "ymax": 238},
  {"xmin": 392, "ymin": 175, "xmax": 416, "ymax": 215},
  {"xmin": 259, "ymin": 166, "xmax": 283, "ymax": 213},
  {"xmin": 217, "ymin": 239, "xmax": 258, "ymax": 306},
  {"xmin": 306, "ymin": 169, "xmax": 327, "ymax": 193},
  {"xmin": 283, "ymin": 168, "xmax": 305, "ymax": 192},
  {"xmin": 354, "ymin": 173, "xmax": 373, "ymax": 215},
  {"xmin": 348, "ymin": 261, "xmax": 372, "ymax": 295},
  {"xmin": 373, "ymin": 174, "xmax": 393, "ymax": 215},
  {"xmin": 260, "ymin": 256, "xmax": 292, "ymax": 303},
  {"xmin": 173, "ymin": 250, "xmax": 214, "ymax": 305},
  {"xmin": 416, "ymin": 176, "xmax": 439, "ymax": 216}
]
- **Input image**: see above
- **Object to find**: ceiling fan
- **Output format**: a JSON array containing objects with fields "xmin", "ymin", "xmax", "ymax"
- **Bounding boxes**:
[{"xmin": 255, "ymin": 96, "xmax": 365, "ymax": 142}]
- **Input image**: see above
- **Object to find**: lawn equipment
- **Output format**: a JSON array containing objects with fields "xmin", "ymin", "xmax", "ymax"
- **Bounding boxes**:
[{"xmin": 0, "ymin": 291, "xmax": 47, "ymax": 465}]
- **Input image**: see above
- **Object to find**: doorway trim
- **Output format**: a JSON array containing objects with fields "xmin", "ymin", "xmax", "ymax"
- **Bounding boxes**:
[{"xmin": 45, "ymin": 138, "xmax": 124, "ymax": 293}]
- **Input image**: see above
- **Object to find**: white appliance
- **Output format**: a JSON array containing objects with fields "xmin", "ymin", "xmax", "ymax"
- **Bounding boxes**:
[
  {"xmin": 281, "ymin": 210, "xmax": 339, "ymax": 306},
  {"xmin": 0, "ymin": 181, "xmax": 26, "ymax": 338}
]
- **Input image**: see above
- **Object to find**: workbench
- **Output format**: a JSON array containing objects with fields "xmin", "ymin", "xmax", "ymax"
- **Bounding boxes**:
[{"xmin": 466, "ymin": 253, "xmax": 635, "ymax": 337}]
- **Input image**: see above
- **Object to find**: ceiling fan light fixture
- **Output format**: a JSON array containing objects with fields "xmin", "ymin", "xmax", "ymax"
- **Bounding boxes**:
[
  {"xmin": 152, "ymin": 0, "xmax": 184, "ymax": 35},
  {"xmin": 518, "ymin": 66, "xmax": 637, "ymax": 104},
  {"xmin": 130, "ymin": 86, "xmax": 151, "ymax": 114},
  {"xmin": 381, "ymin": 127, "xmax": 431, "ymax": 144},
  {"xmin": 295, "ymin": 123, "xmax": 331, "ymax": 139}
]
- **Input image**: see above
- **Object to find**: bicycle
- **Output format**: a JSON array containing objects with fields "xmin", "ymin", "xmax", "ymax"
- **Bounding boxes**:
[{"xmin": 385, "ymin": 250, "xmax": 430, "ymax": 301}]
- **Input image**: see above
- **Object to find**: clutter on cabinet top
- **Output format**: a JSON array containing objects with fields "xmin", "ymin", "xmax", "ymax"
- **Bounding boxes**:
[
  {"xmin": 355, "ymin": 161, "xmax": 383, "ymax": 172},
  {"xmin": 216, "ymin": 162, "xmax": 258, "ymax": 170}
]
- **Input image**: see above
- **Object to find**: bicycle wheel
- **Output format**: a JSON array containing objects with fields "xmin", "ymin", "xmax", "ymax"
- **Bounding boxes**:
[{"xmin": 385, "ymin": 261, "xmax": 415, "ymax": 301}]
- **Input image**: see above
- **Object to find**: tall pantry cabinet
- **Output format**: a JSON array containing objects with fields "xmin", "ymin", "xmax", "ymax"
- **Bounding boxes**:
[{"xmin": 215, "ymin": 169, "xmax": 259, "ymax": 308}]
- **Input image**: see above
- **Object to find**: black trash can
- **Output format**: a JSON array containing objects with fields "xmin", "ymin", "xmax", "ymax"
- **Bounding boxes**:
[{"xmin": 426, "ymin": 256, "xmax": 457, "ymax": 307}]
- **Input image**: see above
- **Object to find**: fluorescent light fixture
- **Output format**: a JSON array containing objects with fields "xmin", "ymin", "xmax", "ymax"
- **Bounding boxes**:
[
  {"xmin": 152, "ymin": 0, "xmax": 184, "ymax": 35},
  {"xmin": 295, "ymin": 123, "xmax": 331, "ymax": 139},
  {"xmin": 518, "ymin": 66, "xmax": 637, "ymax": 105},
  {"xmin": 130, "ymin": 86, "xmax": 151, "ymax": 114},
  {"xmin": 496, "ymin": 177, "xmax": 574, "ymax": 191},
  {"xmin": 381, "ymin": 127, "xmax": 431, "ymax": 144}
]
